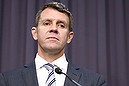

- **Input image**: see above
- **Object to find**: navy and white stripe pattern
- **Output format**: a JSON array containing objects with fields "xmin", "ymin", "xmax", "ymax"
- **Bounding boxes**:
[{"xmin": 44, "ymin": 63, "xmax": 56, "ymax": 86}]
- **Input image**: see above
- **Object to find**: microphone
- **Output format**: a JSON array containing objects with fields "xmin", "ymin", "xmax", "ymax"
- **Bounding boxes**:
[{"xmin": 55, "ymin": 67, "xmax": 82, "ymax": 86}]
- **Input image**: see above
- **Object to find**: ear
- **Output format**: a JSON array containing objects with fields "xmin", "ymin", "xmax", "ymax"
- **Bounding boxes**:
[
  {"xmin": 67, "ymin": 31, "xmax": 74, "ymax": 44},
  {"xmin": 31, "ymin": 27, "xmax": 38, "ymax": 40}
]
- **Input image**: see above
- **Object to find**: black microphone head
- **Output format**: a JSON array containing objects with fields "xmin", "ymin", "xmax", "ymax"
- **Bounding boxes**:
[
  {"xmin": 55, "ymin": 67, "xmax": 82, "ymax": 86},
  {"xmin": 55, "ymin": 67, "xmax": 62, "ymax": 74}
]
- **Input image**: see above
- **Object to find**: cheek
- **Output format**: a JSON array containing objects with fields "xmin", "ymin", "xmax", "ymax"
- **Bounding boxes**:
[
  {"xmin": 37, "ymin": 28, "xmax": 46, "ymax": 37},
  {"xmin": 36, "ymin": 31, "xmax": 45, "ymax": 42},
  {"xmin": 61, "ymin": 33, "xmax": 70, "ymax": 43}
]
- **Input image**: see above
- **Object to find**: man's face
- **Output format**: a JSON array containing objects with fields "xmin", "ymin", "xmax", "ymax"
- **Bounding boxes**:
[{"xmin": 32, "ymin": 8, "xmax": 74, "ymax": 55}]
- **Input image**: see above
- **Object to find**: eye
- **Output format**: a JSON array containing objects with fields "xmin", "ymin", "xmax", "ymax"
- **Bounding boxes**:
[
  {"xmin": 57, "ymin": 23, "xmax": 65, "ymax": 29},
  {"xmin": 43, "ymin": 22, "xmax": 51, "ymax": 26}
]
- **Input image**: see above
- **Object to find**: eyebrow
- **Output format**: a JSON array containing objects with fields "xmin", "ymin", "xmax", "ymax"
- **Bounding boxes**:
[
  {"xmin": 40, "ymin": 18, "xmax": 68, "ymax": 26},
  {"xmin": 39, "ymin": 19, "xmax": 52, "ymax": 23}
]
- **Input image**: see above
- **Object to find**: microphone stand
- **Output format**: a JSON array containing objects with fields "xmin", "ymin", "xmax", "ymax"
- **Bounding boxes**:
[{"xmin": 55, "ymin": 67, "xmax": 82, "ymax": 86}]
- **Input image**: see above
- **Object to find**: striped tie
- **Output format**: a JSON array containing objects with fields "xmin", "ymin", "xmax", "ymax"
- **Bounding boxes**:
[{"xmin": 44, "ymin": 63, "xmax": 56, "ymax": 86}]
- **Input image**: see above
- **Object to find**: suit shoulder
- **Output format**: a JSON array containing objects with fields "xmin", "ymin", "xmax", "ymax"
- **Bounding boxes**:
[
  {"xmin": 0, "ymin": 62, "xmax": 34, "ymax": 78},
  {"xmin": 72, "ymin": 65, "xmax": 107, "ymax": 85},
  {"xmin": 70, "ymin": 64, "xmax": 100, "ymax": 77},
  {"xmin": 1, "ymin": 66, "xmax": 24, "ymax": 78}
]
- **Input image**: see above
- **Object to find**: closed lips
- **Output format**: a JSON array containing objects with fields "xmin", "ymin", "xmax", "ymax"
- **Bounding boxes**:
[{"xmin": 47, "ymin": 37, "xmax": 59, "ymax": 40}]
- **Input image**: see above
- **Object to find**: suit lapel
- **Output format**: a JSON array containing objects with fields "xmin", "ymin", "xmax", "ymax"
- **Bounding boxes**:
[
  {"xmin": 64, "ymin": 63, "xmax": 82, "ymax": 86},
  {"xmin": 21, "ymin": 62, "xmax": 39, "ymax": 86},
  {"xmin": 21, "ymin": 61, "xmax": 82, "ymax": 86}
]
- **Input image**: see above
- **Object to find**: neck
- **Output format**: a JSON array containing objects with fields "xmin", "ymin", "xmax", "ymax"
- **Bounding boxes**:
[{"xmin": 38, "ymin": 49, "xmax": 64, "ymax": 63}]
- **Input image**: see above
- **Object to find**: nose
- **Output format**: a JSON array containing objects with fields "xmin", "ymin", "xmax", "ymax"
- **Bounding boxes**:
[
  {"xmin": 49, "ymin": 24, "xmax": 58, "ymax": 34},
  {"xmin": 49, "ymin": 29, "xmax": 58, "ymax": 34}
]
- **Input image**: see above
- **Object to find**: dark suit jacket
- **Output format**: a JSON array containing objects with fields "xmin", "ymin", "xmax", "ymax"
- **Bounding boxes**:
[{"xmin": 0, "ymin": 61, "xmax": 107, "ymax": 86}]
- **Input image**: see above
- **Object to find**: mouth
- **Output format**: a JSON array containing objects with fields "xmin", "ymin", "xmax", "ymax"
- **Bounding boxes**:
[{"xmin": 46, "ymin": 37, "xmax": 59, "ymax": 41}]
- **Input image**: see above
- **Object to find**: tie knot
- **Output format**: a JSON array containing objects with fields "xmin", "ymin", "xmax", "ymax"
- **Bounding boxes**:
[{"xmin": 44, "ymin": 63, "xmax": 54, "ymax": 71}]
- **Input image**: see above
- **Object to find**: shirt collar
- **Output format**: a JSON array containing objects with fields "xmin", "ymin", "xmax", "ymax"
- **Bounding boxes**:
[
  {"xmin": 35, "ymin": 53, "xmax": 48, "ymax": 70},
  {"xmin": 52, "ymin": 54, "xmax": 68, "ymax": 71},
  {"xmin": 35, "ymin": 53, "xmax": 68, "ymax": 71}
]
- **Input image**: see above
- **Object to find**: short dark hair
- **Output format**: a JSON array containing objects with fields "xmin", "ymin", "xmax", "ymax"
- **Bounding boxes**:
[{"xmin": 35, "ymin": 2, "xmax": 73, "ymax": 31}]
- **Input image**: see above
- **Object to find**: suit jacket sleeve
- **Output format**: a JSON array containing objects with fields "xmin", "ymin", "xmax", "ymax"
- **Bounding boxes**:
[
  {"xmin": 0, "ymin": 73, "xmax": 6, "ymax": 86},
  {"xmin": 97, "ymin": 75, "xmax": 107, "ymax": 86}
]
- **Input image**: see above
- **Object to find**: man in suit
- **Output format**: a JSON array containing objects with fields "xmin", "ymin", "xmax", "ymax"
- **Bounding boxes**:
[{"xmin": 0, "ymin": 2, "xmax": 107, "ymax": 86}]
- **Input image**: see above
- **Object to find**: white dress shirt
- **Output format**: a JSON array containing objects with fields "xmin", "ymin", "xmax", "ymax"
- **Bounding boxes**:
[{"xmin": 35, "ymin": 53, "xmax": 68, "ymax": 86}]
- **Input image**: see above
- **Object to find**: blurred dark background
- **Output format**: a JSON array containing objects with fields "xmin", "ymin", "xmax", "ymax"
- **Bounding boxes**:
[{"xmin": 0, "ymin": 0, "xmax": 129, "ymax": 86}]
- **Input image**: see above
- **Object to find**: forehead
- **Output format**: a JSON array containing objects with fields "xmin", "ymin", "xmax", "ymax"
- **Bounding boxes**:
[{"xmin": 40, "ymin": 8, "xmax": 69, "ymax": 23}]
